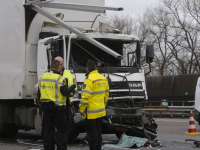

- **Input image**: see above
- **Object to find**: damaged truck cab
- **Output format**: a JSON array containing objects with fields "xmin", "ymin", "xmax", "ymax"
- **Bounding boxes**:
[
  {"xmin": 37, "ymin": 27, "xmax": 157, "ymax": 140},
  {"xmin": 0, "ymin": 0, "xmax": 157, "ymax": 141}
]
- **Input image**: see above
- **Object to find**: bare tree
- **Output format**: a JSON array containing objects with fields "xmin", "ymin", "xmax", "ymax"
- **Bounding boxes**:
[
  {"xmin": 107, "ymin": 14, "xmax": 143, "ymax": 65},
  {"xmin": 107, "ymin": 14, "xmax": 135, "ymax": 35},
  {"xmin": 138, "ymin": 0, "xmax": 200, "ymax": 76},
  {"xmin": 139, "ymin": 6, "xmax": 176, "ymax": 76},
  {"xmin": 161, "ymin": 0, "xmax": 200, "ymax": 74},
  {"xmin": 183, "ymin": 0, "xmax": 200, "ymax": 27},
  {"xmin": 107, "ymin": 0, "xmax": 200, "ymax": 76}
]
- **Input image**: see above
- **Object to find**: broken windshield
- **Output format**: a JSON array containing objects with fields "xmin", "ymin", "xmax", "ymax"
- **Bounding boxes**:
[{"xmin": 69, "ymin": 39, "xmax": 131, "ymax": 68}]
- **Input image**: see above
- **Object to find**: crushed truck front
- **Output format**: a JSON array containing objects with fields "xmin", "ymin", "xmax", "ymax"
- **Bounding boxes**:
[{"xmin": 66, "ymin": 33, "xmax": 157, "ymax": 139}]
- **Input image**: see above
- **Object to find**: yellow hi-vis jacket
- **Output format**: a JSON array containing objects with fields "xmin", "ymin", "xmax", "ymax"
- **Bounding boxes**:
[
  {"xmin": 38, "ymin": 72, "xmax": 67, "ymax": 106},
  {"xmin": 63, "ymin": 69, "xmax": 76, "ymax": 102},
  {"xmin": 79, "ymin": 70, "xmax": 109, "ymax": 119}
]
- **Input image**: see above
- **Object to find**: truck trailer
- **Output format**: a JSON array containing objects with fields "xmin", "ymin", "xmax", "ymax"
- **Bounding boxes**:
[{"xmin": 0, "ymin": 0, "xmax": 157, "ymax": 141}]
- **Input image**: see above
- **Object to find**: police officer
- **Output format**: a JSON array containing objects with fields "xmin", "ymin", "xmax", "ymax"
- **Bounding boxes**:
[
  {"xmin": 38, "ymin": 60, "xmax": 77, "ymax": 150},
  {"xmin": 54, "ymin": 56, "xmax": 76, "ymax": 143},
  {"xmin": 79, "ymin": 61, "xmax": 109, "ymax": 150},
  {"xmin": 55, "ymin": 56, "xmax": 75, "ymax": 100}
]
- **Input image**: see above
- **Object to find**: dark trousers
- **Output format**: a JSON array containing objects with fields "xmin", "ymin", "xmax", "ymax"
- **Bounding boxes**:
[
  {"xmin": 86, "ymin": 117, "xmax": 103, "ymax": 150},
  {"xmin": 65, "ymin": 106, "xmax": 71, "ymax": 143},
  {"xmin": 43, "ymin": 105, "xmax": 67, "ymax": 150}
]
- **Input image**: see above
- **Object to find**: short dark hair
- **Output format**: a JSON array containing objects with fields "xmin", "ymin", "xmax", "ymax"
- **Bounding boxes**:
[
  {"xmin": 86, "ymin": 61, "xmax": 96, "ymax": 72},
  {"xmin": 51, "ymin": 60, "xmax": 60, "ymax": 70}
]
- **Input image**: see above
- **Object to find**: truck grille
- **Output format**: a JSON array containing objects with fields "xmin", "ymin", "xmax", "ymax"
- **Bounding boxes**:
[
  {"xmin": 109, "ymin": 91, "xmax": 145, "ymax": 97},
  {"xmin": 109, "ymin": 82, "xmax": 128, "ymax": 89},
  {"xmin": 109, "ymin": 92, "xmax": 129, "ymax": 97}
]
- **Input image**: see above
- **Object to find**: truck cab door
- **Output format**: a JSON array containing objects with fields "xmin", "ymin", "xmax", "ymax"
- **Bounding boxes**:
[{"xmin": 37, "ymin": 36, "xmax": 64, "ymax": 79}]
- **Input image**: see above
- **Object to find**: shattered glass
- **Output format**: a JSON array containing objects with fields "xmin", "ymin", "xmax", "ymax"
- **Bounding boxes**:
[{"xmin": 103, "ymin": 133, "xmax": 148, "ymax": 148}]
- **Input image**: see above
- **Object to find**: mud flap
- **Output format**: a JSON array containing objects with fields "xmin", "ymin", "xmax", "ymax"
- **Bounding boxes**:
[{"xmin": 34, "ymin": 108, "xmax": 43, "ymax": 135}]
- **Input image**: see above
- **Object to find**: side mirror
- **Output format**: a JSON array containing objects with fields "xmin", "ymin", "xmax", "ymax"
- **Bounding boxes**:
[
  {"xmin": 51, "ymin": 40, "xmax": 59, "ymax": 59},
  {"xmin": 146, "ymin": 45, "xmax": 154, "ymax": 63}
]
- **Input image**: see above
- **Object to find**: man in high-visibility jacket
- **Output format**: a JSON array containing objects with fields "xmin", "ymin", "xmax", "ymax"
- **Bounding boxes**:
[
  {"xmin": 79, "ymin": 61, "xmax": 109, "ymax": 150},
  {"xmin": 55, "ymin": 56, "xmax": 75, "ymax": 102},
  {"xmin": 38, "ymin": 60, "xmax": 77, "ymax": 150},
  {"xmin": 55, "ymin": 56, "xmax": 76, "ymax": 143}
]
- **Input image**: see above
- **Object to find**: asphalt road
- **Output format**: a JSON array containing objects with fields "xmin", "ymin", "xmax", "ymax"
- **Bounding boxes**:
[{"xmin": 0, "ymin": 118, "xmax": 199, "ymax": 150}]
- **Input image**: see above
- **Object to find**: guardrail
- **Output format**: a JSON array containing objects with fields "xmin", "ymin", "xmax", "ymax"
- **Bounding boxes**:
[
  {"xmin": 143, "ymin": 101, "xmax": 195, "ymax": 117},
  {"xmin": 146, "ymin": 100, "xmax": 194, "ymax": 106}
]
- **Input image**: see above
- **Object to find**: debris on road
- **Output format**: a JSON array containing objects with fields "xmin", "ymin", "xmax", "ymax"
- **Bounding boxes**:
[
  {"xmin": 102, "ymin": 140, "xmax": 118, "ymax": 144},
  {"xmin": 147, "ymin": 144, "xmax": 152, "ymax": 149},
  {"xmin": 16, "ymin": 138, "xmax": 43, "ymax": 147},
  {"xmin": 103, "ymin": 133, "xmax": 148, "ymax": 148},
  {"xmin": 185, "ymin": 139, "xmax": 200, "ymax": 147}
]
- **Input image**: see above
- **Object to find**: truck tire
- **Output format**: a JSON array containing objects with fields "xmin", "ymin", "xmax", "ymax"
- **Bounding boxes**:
[
  {"xmin": 4, "ymin": 124, "xmax": 19, "ymax": 138},
  {"xmin": 199, "ymin": 113, "xmax": 200, "ymax": 125},
  {"xmin": 66, "ymin": 107, "xmax": 79, "ymax": 143},
  {"xmin": 0, "ymin": 103, "xmax": 18, "ymax": 138},
  {"xmin": 0, "ymin": 122, "xmax": 7, "ymax": 137}
]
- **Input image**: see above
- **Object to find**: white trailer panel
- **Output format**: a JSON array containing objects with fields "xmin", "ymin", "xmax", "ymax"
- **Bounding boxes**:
[
  {"xmin": 0, "ymin": 0, "xmax": 25, "ymax": 99},
  {"xmin": 0, "ymin": 0, "xmax": 105, "ymax": 99},
  {"xmin": 195, "ymin": 77, "xmax": 200, "ymax": 112},
  {"xmin": 25, "ymin": 0, "xmax": 105, "ymax": 98}
]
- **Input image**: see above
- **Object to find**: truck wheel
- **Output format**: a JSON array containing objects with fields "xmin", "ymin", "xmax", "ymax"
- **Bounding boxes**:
[
  {"xmin": 4, "ymin": 124, "xmax": 18, "ymax": 138},
  {"xmin": 0, "ymin": 124, "xmax": 18, "ymax": 138},
  {"xmin": 66, "ymin": 107, "xmax": 79, "ymax": 143},
  {"xmin": 199, "ymin": 113, "xmax": 200, "ymax": 125},
  {"xmin": 0, "ymin": 123, "xmax": 7, "ymax": 138},
  {"xmin": 0, "ymin": 103, "xmax": 18, "ymax": 138}
]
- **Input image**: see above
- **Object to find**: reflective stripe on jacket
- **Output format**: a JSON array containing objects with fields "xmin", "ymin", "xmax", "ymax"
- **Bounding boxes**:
[
  {"xmin": 38, "ymin": 72, "xmax": 67, "ymax": 106},
  {"xmin": 79, "ymin": 70, "xmax": 109, "ymax": 119}
]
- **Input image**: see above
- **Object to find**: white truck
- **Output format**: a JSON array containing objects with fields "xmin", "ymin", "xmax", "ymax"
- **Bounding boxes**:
[
  {"xmin": 0, "ymin": 0, "xmax": 157, "ymax": 141},
  {"xmin": 194, "ymin": 77, "xmax": 200, "ymax": 124}
]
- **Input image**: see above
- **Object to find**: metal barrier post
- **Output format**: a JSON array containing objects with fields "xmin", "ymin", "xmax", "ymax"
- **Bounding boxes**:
[
  {"xmin": 182, "ymin": 111, "xmax": 185, "ymax": 117},
  {"xmin": 170, "ymin": 112, "xmax": 173, "ymax": 117}
]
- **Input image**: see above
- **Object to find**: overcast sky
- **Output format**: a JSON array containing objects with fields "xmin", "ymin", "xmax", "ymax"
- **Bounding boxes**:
[{"xmin": 105, "ymin": 0, "xmax": 161, "ymax": 15}]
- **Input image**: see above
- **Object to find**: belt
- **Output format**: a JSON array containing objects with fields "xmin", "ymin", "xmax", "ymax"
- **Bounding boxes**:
[{"xmin": 42, "ymin": 102, "xmax": 66, "ymax": 110}]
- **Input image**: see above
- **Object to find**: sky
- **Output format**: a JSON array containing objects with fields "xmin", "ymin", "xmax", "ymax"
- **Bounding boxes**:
[{"xmin": 105, "ymin": 0, "xmax": 161, "ymax": 15}]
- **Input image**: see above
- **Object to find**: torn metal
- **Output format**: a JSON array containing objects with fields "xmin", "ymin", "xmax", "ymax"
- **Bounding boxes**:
[{"xmin": 104, "ymin": 102, "xmax": 158, "ymax": 140}]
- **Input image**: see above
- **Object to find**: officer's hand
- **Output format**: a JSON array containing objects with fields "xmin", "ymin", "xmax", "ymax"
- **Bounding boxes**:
[
  {"xmin": 73, "ymin": 78, "xmax": 77, "ymax": 85},
  {"xmin": 80, "ymin": 112, "xmax": 86, "ymax": 116},
  {"xmin": 69, "ymin": 93, "xmax": 73, "ymax": 97}
]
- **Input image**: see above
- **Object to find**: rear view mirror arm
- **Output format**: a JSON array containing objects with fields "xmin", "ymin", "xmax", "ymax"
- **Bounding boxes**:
[{"xmin": 145, "ymin": 63, "xmax": 151, "ymax": 75}]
